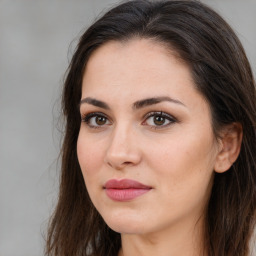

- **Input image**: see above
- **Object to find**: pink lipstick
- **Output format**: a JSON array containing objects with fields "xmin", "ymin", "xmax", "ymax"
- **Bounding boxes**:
[{"xmin": 104, "ymin": 179, "xmax": 152, "ymax": 201}]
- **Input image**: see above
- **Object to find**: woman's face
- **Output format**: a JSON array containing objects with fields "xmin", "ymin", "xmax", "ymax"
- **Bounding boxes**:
[{"xmin": 77, "ymin": 39, "xmax": 220, "ymax": 235}]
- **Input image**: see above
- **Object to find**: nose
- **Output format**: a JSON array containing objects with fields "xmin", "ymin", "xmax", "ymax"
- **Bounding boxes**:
[{"xmin": 104, "ymin": 124, "xmax": 142, "ymax": 170}]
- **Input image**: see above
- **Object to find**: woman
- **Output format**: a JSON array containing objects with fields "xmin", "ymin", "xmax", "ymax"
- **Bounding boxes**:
[{"xmin": 46, "ymin": 1, "xmax": 256, "ymax": 255}]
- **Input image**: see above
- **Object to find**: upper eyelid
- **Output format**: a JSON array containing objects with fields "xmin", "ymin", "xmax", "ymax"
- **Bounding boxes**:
[
  {"xmin": 81, "ymin": 111, "xmax": 109, "ymax": 119},
  {"xmin": 80, "ymin": 106, "xmax": 110, "ymax": 116},
  {"xmin": 143, "ymin": 111, "xmax": 177, "ymax": 121}
]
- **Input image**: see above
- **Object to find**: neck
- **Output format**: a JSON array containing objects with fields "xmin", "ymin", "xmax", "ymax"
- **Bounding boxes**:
[{"xmin": 118, "ymin": 215, "xmax": 206, "ymax": 256}]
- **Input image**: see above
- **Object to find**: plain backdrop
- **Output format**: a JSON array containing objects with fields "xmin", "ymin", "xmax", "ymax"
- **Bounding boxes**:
[{"xmin": 0, "ymin": 1, "xmax": 255, "ymax": 256}]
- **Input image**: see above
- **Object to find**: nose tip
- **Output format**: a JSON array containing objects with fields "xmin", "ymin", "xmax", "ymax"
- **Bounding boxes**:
[
  {"xmin": 104, "ymin": 129, "xmax": 141, "ymax": 170},
  {"xmin": 105, "ymin": 146, "xmax": 142, "ymax": 170}
]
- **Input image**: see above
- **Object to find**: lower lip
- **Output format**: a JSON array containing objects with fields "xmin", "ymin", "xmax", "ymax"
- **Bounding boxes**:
[{"xmin": 105, "ymin": 188, "xmax": 151, "ymax": 201}]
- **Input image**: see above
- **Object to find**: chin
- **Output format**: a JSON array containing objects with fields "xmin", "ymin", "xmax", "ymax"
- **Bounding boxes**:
[
  {"xmin": 107, "ymin": 221, "xmax": 147, "ymax": 234},
  {"xmin": 101, "ymin": 211, "xmax": 149, "ymax": 234}
]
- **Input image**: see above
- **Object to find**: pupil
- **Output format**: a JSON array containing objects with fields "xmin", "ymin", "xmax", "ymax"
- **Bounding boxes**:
[
  {"xmin": 154, "ymin": 116, "xmax": 165, "ymax": 125},
  {"xmin": 96, "ymin": 116, "xmax": 106, "ymax": 125}
]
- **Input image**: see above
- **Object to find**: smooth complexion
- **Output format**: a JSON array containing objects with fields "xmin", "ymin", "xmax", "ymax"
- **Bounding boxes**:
[{"xmin": 77, "ymin": 39, "xmax": 239, "ymax": 256}]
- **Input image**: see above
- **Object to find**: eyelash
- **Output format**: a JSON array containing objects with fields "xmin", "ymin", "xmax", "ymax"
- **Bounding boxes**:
[
  {"xmin": 81, "ymin": 112, "xmax": 111, "ymax": 129},
  {"xmin": 81, "ymin": 111, "xmax": 177, "ymax": 130},
  {"xmin": 142, "ymin": 111, "xmax": 177, "ymax": 129}
]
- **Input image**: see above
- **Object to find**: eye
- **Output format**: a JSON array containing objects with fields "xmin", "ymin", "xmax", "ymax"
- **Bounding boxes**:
[
  {"xmin": 142, "ymin": 111, "xmax": 176, "ymax": 128},
  {"xmin": 81, "ymin": 112, "xmax": 111, "ymax": 128}
]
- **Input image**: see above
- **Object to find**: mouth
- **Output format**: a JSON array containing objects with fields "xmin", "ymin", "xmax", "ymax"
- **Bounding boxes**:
[{"xmin": 103, "ymin": 179, "xmax": 152, "ymax": 201}]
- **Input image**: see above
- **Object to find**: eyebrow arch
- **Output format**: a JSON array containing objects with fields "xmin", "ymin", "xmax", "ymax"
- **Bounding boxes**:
[
  {"xmin": 80, "ymin": 97, "xmax": 110, "ymax": 110},
  {"xmin": 133, "ymin": 96, "xmax": 186, "ymax": 109}
]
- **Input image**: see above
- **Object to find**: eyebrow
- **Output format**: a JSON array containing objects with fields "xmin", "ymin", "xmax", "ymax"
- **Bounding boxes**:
[
  {"xmin": 79, "ymin": 96, "xmax": 186, "ymax": 110},
  {"xmin": 133, "ymin": 96, "xmax": 186, "ymax": 109},
  {"xmin": 80, "ymin": 97, "xmax": 110, "ymax": 110}
]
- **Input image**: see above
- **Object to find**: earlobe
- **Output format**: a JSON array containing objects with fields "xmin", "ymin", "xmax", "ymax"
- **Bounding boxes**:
[{"xmin": 214, "ymin": 123, "xmax": 243, "ymax": 173}]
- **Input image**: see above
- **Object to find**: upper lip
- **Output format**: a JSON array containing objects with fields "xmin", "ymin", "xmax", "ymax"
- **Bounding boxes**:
[{"xmin": 104, "ymin": 179, "xmax": 152, "ymax": 189}]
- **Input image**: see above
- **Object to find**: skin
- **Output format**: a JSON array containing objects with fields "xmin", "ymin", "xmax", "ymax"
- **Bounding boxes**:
[{"xmin": 77, "ymin": 39, "xmax": 238, "ymax": 256}]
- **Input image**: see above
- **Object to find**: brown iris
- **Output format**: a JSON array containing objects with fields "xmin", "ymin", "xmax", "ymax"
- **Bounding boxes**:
[
  {"xmin": 154, "ymin": 115, "xmax": 165, "ymax": 125},
  {"xmin": 96, "ymin": 116, "xmax": 107, "ymax": 125}
]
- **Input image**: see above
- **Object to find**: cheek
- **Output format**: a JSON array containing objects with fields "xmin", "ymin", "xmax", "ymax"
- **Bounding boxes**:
[
  {"xmin": 146, "ymin": 129, "xmax": 217, "ymax": 195},
  {"xmin": 77, "ymin": 131, "xmax": 105, "ymax": 180}
]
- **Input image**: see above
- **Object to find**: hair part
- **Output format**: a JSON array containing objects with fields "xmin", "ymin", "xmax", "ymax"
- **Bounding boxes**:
[{"xmin": 46, "ymin": 1, "xmax": 256, "ymax": 255}]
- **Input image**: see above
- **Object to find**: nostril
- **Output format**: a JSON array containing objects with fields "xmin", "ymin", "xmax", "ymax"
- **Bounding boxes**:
[
  {"xmin": 107, "ymin": 160, "xmax": 133, "ymax": 170},
  {"xmin": 123, "ymin": 161, "xmax": 132, "ymax": 165}
]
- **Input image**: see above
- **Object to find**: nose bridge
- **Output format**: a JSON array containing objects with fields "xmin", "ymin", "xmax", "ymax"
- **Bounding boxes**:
[
  {"xmin": 116, "ymin": 118, "xmax": 132, "ymax": 142},
  {"xmin": 105, "ymin": 120, "xmax": 141, "ymax": 169}
]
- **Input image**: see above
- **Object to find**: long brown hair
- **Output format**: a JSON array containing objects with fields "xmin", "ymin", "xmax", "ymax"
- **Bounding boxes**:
[{"xmin": 46, "ymin": 1, "xmax": 256, "ymax": 255}]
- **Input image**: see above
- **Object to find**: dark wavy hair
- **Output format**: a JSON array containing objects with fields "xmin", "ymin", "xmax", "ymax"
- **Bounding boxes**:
[{"xmin": 46, "ymin": 1, "xmax": 256, "ymax": 255}]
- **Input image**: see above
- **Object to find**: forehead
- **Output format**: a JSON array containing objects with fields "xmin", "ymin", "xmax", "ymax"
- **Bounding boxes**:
[
  {"xmin": 81, "ymin": 39, "xmax": 209, "ymax": 112},
  {"xmin": 82, "ymin": 39, "xmax": 192, "ymax": 92}
]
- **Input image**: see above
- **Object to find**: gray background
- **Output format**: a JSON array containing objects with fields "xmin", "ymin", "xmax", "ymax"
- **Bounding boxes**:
[{"xmin": 0, "ymin": 1, "xmax": 255, "ymax": 256}]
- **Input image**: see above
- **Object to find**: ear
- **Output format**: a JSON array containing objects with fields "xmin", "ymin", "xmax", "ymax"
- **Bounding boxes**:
[{"xmin": 214, "ymin": 122, "xmax": 243, "ymax": 173}]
